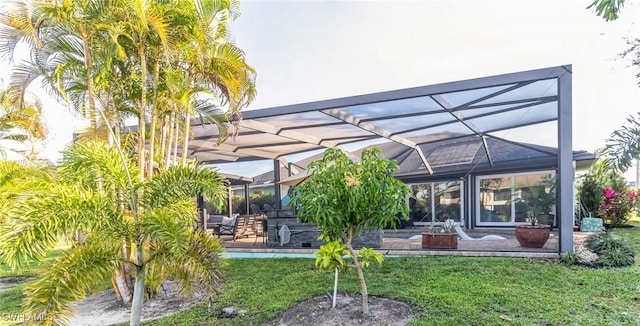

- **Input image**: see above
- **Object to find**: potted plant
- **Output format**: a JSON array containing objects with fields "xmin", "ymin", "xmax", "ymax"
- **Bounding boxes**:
[
  {"xmin": 515, "ymin": 179, "xmax": 555, "ymax": 248},
  {"xmin": 422, "ymin": 217, "xmax": 458, "ymax": 249}
]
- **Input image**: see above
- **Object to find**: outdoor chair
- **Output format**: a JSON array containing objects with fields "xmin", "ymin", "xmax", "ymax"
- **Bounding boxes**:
[
  {"xmin": 253, "ymin": 219, "xmax": 267, "ymax": 245},
  {"xmin": 263, "ymin": 203, "xmax": 274, "ymax": 211},
  {"xmin": 217, "ymin": 214, "xmax": 246, "ymax": 241},
  {"xmin": 244, "ymin": 214, "xmax": 257, "ymax": 238},
  {"xmin": 250, "ymin": 204, "xmax": 262, "ymax": 215}
]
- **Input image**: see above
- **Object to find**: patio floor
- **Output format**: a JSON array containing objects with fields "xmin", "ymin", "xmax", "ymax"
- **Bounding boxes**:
[{"xmin": 217, "ymin": 228, "xmax": 593, "ymax": 259}]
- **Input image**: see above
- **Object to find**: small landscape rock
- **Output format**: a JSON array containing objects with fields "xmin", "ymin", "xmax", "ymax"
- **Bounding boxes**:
[{"xmin": 221, "ymin": 306, "xmax": 237, "ymax": 318}]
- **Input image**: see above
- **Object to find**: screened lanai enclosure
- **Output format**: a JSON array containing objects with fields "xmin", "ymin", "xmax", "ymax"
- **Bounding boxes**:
[{"xmin": 185, "ymin": 65, "xmax": 592, "ymax": 253}]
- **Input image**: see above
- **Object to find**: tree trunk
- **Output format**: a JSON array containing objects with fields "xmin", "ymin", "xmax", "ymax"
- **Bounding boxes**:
[
  {"xmin": 114, "ymin": 269, "xmax": 133, "ymax": 304},
  {"xmin": 158, "ymin": 115, "xmax": 167, "ymax": 170},
  {"xmin": 111, "ymin": 275, "xmax": 123, "ymax": 302},
  {"xmin": 180, "ymin": 113, "xmax": 190, "ymax": 164},
  {"xmin": 148, "ymin": 112, "xmax": 157, "ymax": 176},
  {"xmin": 346, "ymin": 226, "xmax": 368, "ymax": 314},
  {"xmin": 165, "ymin": 112, "xmax": 175, "ymax": 168},
  {"xmin": 137, "ymin": 48, "xmax": 147, "ymax": 180},
  {"xmin": 129, "ymin": 246, "xmax": 146, "ymax": 326},
  {"xmin": 172, "ymin": 113, "xmax": 179, "ymax": 165},
  {"xmin": 147, "ymin": 62, "xmax": 160, "ymax": 176}
]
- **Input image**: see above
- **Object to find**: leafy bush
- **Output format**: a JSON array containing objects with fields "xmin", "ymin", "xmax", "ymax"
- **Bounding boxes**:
[
  {"xmin": 596, "ymin": 246, "xmax": 635, "ymax": 267},
  {"xmin": 585, "ymin": 233, "xmax": 635, "ymax": 268},
  {"xmin": 559, "ymin": 252, "xmax": 583, "ymax": 266},
  {"xmin": 600, "ymin": 188, "xmax": 638, "ymax": 228}
]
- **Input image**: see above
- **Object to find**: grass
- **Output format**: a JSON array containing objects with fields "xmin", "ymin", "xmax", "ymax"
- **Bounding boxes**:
[
  {"xmin": 2, "ymin": 224, "xmax": 640, "ymax": 325},
  {"xmin": 148, "ymin": 256, "xmax": 640, "ymax": 326}
]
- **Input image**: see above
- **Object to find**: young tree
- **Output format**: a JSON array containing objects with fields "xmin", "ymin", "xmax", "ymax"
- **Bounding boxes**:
[{"xmin": 291, "ymin": 147, "xmax": 411, "ymax": 314}]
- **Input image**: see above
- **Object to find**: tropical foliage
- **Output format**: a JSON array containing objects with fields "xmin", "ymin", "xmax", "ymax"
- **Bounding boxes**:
[
  {"xmin": 577, "ymin": 159, "xmax": 636, "ymax": 227},
  {"xmin": 0, "ymin": 141, "xmax": 229, "ymax": 325},
  {"xmin": 587, "ymin": 0, "xmax": 626, "ymax": 21},
  {"xmin": 0, "ymin": 0, "xmax": 256, "ymax": 172},
  {"xmin": 0, "ymin": 81, "xmax": 46, "ymax": 162},
  {"xmin": 600, "ymin": 187, "xmax": 638, "ymax": 227},
  {"xmin": 291, "ymin": 146, "xmax": 411, "ymax": 314},
  {"xmin": 0, "ymin": 1, "xmax": 255, "ymax": 324},
  {"xmin": 604, "ymin": 112, "xmax": 640, "ymax": 173}
]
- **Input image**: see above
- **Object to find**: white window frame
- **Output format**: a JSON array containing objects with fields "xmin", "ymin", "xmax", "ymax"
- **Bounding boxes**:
[{"xmin": 475, "ymin": 171, "xmax": 555, "ymax": 227}]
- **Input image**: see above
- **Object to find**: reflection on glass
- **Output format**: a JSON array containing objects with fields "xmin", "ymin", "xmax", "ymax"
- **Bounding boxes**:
[
  {"xmin": 434, "ymin": 182, "xmax": 461, "ymax": 222},
  {"xmin": 409, "ymin": 184, "xmax": 432, "ymax": 223},
  {"xmin": 409, "ymin": 181, "xmax": 462, "ymax": 224},
  {"xmin": 478, "ymin": 173, "xmax": 554, "ymax": 224},
  {"xmin": 514, "ymin": 174, "xmax": 555, "ymax": 223},
  {"xmin": 479, "ymin": 177, "xmax": 511, "ymax": 223}
]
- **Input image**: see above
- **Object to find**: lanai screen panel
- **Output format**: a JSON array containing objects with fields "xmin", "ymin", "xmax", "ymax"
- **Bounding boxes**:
[{"xmin": 188, "ymin": 66, "xmax": 568, "ymax": 174}]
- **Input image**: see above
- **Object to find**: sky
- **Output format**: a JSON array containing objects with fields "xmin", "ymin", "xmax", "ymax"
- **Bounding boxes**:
[{"xmin": 2, "ymin": 0, "xmax": 640, "ymax": 177}]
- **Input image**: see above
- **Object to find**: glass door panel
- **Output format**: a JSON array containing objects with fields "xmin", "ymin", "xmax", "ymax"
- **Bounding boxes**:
[
  {"xmin": 479, "ymin": 177, "xmax": 511, "ymax": 223},
  {"xmin": 434, "ymin": 181, "xmax": 461, "ymax": 222}
]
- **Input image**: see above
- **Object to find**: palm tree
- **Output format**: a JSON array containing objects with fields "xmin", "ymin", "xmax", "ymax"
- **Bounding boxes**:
[
  {"xmin": 605, "ymin": 112, "xmax": 640, "ymax": 173},
  {"xmin": 0, "ymin": 81, "xmax": 46, "ymax": 162},
  {"xmin": 0, "ymin": 141, "xmax": 229, "ymax": 326},
  {"xmin": 588, "ymin": 0, "xmax": 626, "ymax": 21}
]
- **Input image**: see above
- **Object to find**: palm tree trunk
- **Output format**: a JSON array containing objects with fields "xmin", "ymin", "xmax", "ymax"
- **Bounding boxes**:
[
  {"xmin": 130, "ymin": 245, "xmax": 146, "ymax": 326},
  {"xmin": 137, "ymin": 48, "xmax": 147, "ymax": 179},
  {"xmin": 158, "ymin": 115, "xmax": 167, "ymax": 170},
  {"xmin": 180, "ymin": 113, "xmax": 190, "ymax": 164},
  {"xmin": 172, "ymin": 114, "xmax": 179, "ymax": 165},
  {"xmin": 346, "ymin": 226, "xmax": 368, "ymax": 314},
  {"xmin": 147, "ymin": 62, "xmax": 160, "ymax": 176},
  {"xmin": 114, "ymin": 269, "xmax": 133, "ymax": 304},
  {"xmin": 165, "ymin": 114, "xmax": 174, "ymax": 168}
]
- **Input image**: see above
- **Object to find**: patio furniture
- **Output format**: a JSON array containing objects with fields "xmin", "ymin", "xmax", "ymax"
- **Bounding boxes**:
[
  {"xmin": 253, "ymin": 217, "xmax": 267, "ymax": 245},
  {"xmin": 250, "ymin": 204, "xmax": 262, "ymax": 215},
  {"xmin": 455, "ymin": 225, "xmax": 506, "ymax": 241},
  {"xmin": 217, "ymin": 214, "xmax": 244, "ymax": 241}
]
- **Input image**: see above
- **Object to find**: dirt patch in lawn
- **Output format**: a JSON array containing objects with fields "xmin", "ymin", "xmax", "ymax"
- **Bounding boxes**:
[
  {"xmin": 0, "ymin": 276, "xmax": 31, "ymax": 292},
  {"xmin": 272, "ymin": 293, "xmax": 414, "ymax": 326},
  {"xmin": 69, "ymin": 281, "xmax": 206, "ymax": 326}
]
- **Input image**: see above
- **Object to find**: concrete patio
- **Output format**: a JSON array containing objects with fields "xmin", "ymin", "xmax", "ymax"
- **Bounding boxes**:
[{"xmin": 216, "ymin": 228, "xmax": 594, "ymax": 259}]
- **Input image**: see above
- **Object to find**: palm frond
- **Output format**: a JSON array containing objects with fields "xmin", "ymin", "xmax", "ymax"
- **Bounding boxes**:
[
  {"xmin": 22, "ymin": 241, "xmax": 120, "ymax": 326},
  {"xmin": 604, "ymin": 112, "xmax": 640, "ymax": 173},
  {"xmin": 57, "ymin": 141, "xmax": 139, "ymax": 195},
  {"xmin": 160, "ymin": 228, "xmax": 227, "ymax": 298},
  {"xmin": 141, "ymin": 199, "xmax": 197, "ymax": 255},
  {"xmin": 142, "ymin": 162, "xmax": 228, "ymax": 209},
  {"xmin": 0, "ymin": 184, "xmax": 120, "ymax": 268}
]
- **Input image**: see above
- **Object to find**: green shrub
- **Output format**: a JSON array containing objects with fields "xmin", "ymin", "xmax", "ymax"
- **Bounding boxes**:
[
  {"xmin": 559, "ymin": 252, "xmax": 582, "ymax": 266},
  {"xmin": 586, "ymin": 233, "xmax": 619, "ymax": 252},
  {"xmin": 585, "ymin": 233, "xmax": 635, "ymax": 268},
  {"xmin": 596, "ymin": 246, "xmax": 635, "ymax": 267}
]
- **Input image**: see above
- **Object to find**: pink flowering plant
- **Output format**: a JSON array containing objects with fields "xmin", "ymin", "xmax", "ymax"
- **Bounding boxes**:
[{"xmin": 599, "ymin": 187, "xmax": 638, "ymax": 227}]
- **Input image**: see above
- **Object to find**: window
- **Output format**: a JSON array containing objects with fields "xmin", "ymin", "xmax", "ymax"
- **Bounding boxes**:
[
  {"xmin": 476, "ymin": 171, "xmax": 555, "ymax": 226},
  {"xmin": 408, "ymin": 181, "xmax": 462, "ymax": 226}
]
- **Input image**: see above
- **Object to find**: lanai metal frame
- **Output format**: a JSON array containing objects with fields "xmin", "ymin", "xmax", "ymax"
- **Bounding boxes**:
[{"xmin": 185, "ymin": 65, "xmax": 574, "ymax": 253}]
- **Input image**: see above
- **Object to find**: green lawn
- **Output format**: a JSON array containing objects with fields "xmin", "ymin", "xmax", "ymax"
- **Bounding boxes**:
[{"xmin": 2, "ymin": 225, "xmax": 640, "ymax": 325}]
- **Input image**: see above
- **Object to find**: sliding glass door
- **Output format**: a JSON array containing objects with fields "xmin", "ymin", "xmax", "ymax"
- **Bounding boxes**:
[
  {"xmin": 408, "ymin": 181, "xmax": 463, "ymax": 226},
  {"xmin": 476, "ymin": 171, "xmax": 554, "ymax": 226}
]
